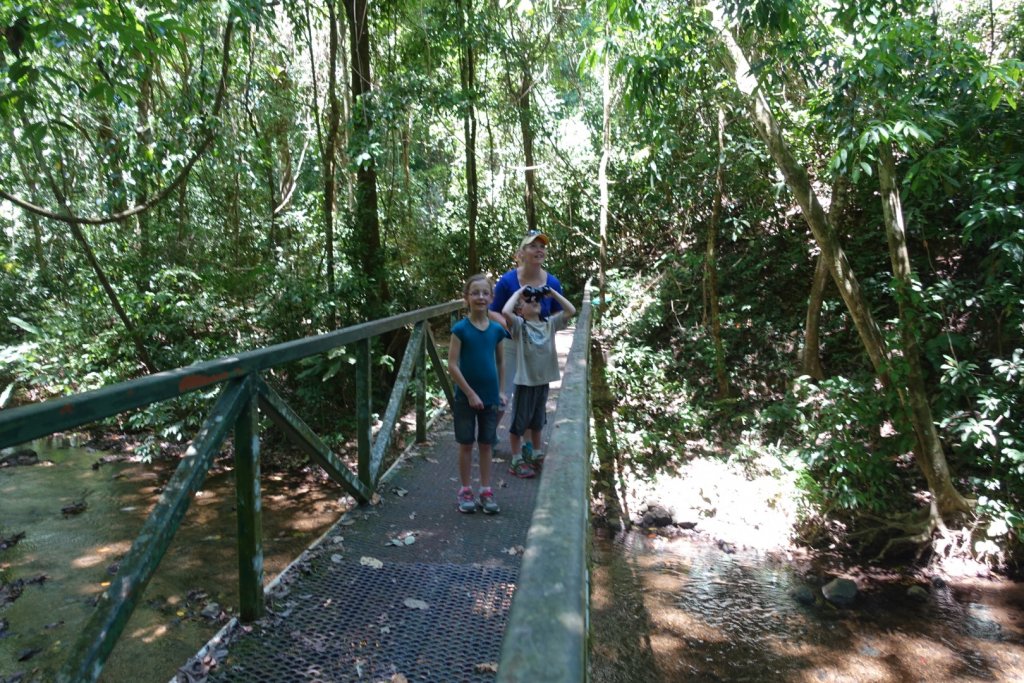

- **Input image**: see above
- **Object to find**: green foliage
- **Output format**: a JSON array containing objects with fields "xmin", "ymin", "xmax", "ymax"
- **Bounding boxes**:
[
  {"xmin": 773, "ymin": 375, "xmax": 912, "ymax": 514},
  {"xmin": 599, "ymin": 271, "xmax": 710, "ymax": 474},
  {"xmin": 1, "ymin": 0, "xmax": 1022, "ymax": 568},
  {"xmin": 938, "ymin": 348, "xmax": 1024, "ymax": 538}
]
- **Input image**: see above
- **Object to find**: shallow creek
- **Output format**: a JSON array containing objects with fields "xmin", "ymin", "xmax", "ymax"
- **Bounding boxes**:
[
  {"xmin": 0, "ymin": 439, "xmax": 343, "ymax": 682},
  {"xmin": 589, "ymin": 528, "xmax": 1024, "ymax": 682}
]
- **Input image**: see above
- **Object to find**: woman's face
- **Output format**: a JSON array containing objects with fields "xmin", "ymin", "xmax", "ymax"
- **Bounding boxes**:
[{"xmin": 519, "ymin": 239, "xmax": 547, "ymax": 266}]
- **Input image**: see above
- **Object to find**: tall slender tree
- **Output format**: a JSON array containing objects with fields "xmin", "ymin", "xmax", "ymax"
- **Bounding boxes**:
[{"xmin": 342, "ymin": 0, "xmax": 388, "ymax": 315}]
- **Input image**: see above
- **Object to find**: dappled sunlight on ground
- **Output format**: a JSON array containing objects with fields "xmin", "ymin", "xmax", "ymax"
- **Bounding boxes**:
[
  {"xmin": 590, "ymin": 453, "xmax": 1024, "ymax": 682},
  {"xmin": 621, "ymin": 451, "xmax": 801, "ymax": 551}
]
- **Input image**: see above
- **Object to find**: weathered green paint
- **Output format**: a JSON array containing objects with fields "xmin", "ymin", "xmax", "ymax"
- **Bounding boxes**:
[
  {"xmin": 369, "ymin": 322, "xmax": 425, "ymax": 474},
  {"xmin": 255, "ymin": 380, "xmax": 373, "ymax": 503},
  {"xmin": 0, "ymin": 300, "xmax": 463, "ymax": 450},
  {"xmin": 425, "ymin": 323, "xmax": 454, "ymax": 406},
  {"xmin": 415, "ymin": 323, "xmax": 427, "ymax": 443},
  {"xmin": 56, "ymin": 376, "xmax": 252, "ymax": 683},
  {"xmin": 7, "ymin": 301, "xmax": 469, "ymax": 683},
  {"xmin": 234, "ymin": 389, "xmax": 264, "ymax": 622},
  {"xmin": 497, "ymin": 287, "xmax": 593, "ymax": 683},
  {"xmin": 355, "ymin": 338, "xmax": 373, "ymax": 487}
]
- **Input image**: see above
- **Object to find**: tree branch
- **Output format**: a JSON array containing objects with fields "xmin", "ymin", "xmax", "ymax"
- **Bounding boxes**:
[{"xmin": 0, "ymin": 16, "xmax": 237, "ymax": 226}]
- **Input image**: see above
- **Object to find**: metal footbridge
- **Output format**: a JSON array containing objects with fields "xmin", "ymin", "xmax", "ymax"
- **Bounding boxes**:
[{"xmin": 0, "ymin": 291, "xmax": 592, "ymax": 682}]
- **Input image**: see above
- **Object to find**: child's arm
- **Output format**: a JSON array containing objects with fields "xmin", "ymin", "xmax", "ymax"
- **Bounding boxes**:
[
  {"xmin": 488, "ymin": 309, "xmax": 508, "ymax": 328},
  {"xmin": 547, "ymin": 288, "xmax": 577, "ymax": 319},
  {"xmin": 448, "ymin": 334, "xmax": 483, "ymax": 410},
  {"xmin": 496, "ymin": 336, "xmax": 507, "ymax": 409},
  {"xmin": 501, "ymin": 286, "xmax": 526, "ymax": 326}
]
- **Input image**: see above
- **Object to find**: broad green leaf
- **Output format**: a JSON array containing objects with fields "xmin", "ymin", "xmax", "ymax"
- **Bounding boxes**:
[{"xmin": 8, "ymin": 316, "xmax": 41, "ymax": 336}]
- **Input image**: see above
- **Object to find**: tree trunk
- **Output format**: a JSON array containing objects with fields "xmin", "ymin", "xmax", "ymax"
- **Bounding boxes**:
[
  {"xmin": 710, "ymin": 4, "xmax": 970, "ymax": 520},
  {"xmin": 135, "ymin": 63, "xmax": 154, "ymax": 265},
  {"xmin": 457, "ymin": 0, "xmax": 480, "ymax": 275},
  {"xmin": 598, "ymin": 46, "xmax": 611, "ymax": 311},
  {"xmin": 515, "ymin": 62, "xmax": 538, "ymax": 233},
  {"xmin": 176, "ymin": 176, "xmax": 189, "ymax": 261},
  {"xmin": 343, "ymin": 0, "xmax": 389, "ymax": 315},
  {"xmin": 11, "ymin": 139, "xmax": 47, "ymax": 279},
  {"xmin": 707, "ymin": 107, "xmax": 730, "ymax": 398},
  {"xmin": 801, "ymin": 253, "xmax": 828, "ymax": 380},
  {"xmin": 878, "ymin": 142, "xmax": 970, "ymax": 515},
  {"xmin": 801, "ymin": 176, "xmax": 849, "ymax": 379},
  {"xmin": 325, "ymin": 0, "xmax": 340, "ymax": 323},
  {"xmin": 710, "ymin": 6, "xmax": 890, "ymax": 379}
]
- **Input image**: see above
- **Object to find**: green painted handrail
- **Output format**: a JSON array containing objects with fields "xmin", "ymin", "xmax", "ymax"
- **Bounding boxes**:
[
  {"xmin": 0, "ymin": 299, "xmax": 461, "ymax": 449},
  {"xmin": 497, "ymin": 283, "xmax": 593, "ymax": 683},
  {"xmin": 0, "ymin": 300, "xmax": 462, "ymax": 682}
]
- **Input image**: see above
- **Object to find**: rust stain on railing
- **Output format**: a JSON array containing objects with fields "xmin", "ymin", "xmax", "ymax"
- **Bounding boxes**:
[{"xmin": 179, "ymin": 371, "xmax": 235, "ymax": 393}]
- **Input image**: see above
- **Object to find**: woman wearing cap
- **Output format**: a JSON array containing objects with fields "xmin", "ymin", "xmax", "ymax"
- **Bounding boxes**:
[
  {"xmin": 489, "ymin": 230, "xmax": 565, "ymax": 323},
  {"xmin": 488, "ymin": 230, "xmax": 565, "ymax": 471}
]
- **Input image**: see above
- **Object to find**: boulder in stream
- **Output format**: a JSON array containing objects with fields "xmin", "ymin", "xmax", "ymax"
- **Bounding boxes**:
[
  {"xmin": 0, "ymin": 448, "xmax": 38, "ymax": 467},
  {"xmin": 822, "ymin": 577, "xmax": 858, "ymax": 606}
]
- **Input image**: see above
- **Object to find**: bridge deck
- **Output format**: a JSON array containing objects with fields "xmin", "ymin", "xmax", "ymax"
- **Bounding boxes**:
[{"xmin": 196, "ymin": 330, "xmax": 574, "ymax": 682}]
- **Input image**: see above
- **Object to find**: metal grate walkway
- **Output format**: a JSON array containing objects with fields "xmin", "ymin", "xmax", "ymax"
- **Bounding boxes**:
[{"xmin": 196, "ymin": 331, "xmax": 572, "ymax": 682}]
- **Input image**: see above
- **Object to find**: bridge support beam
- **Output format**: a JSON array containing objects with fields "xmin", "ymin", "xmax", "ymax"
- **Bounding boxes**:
[{"xmin": 235, "ymin": 381, "xmax": 265, "ymax": 621}]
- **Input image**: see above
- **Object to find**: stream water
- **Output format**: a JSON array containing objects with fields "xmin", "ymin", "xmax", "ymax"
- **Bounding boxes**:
[
  {"xmin": 0, "ymin": 438, "xmax": 343, "ymax": 682},
  {"xmin": 589, "ymin": 528, "xmax": 1024, "ymax": 682}
]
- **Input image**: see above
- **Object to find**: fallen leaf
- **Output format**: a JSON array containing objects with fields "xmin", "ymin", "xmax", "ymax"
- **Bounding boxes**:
[
  {"xmin": 331, "ymin": 554, "xmax": 344, "ymax": 563},
  {"xmin": 360, "ymin": 556, "xmax": 383, "ymax": 569},
  {"xmin": 425, "ymin": 457, "xmax": 438, "ymax": 464},
  {"xmin": 403, "ymin": 598, "xmax": 429, "ymax": 610},
  {"xmin": 408, "ymin": 512, "xmax": 417, "ymax": 520},
  {"xmin": 391, "ymin": 675, "xmax": 409, "ymax": 683},
  {"xmin": 394, "ymin": 487, "xmax": 409, "ymax": 497},
  {"xmin": 403, "ymin": 535, "xmax": 416, "ymax": 546},
  {"xmin": 475, "ymin": 662, "xmax": 499, "ymax": 673},
  {"xmin": 504, "ymin": 545, "xmax": 525, "ymax": 556},
  {"xmin": 340, "ymin": 518, "xmax": 356, "ymax": 526},
  {"xmin": 380, "ymin": 625, "xmax": 391, "ymax": 634},
  {"xmin": 370, "ymin": 493, "xmax": 382, "ymax": 506}
]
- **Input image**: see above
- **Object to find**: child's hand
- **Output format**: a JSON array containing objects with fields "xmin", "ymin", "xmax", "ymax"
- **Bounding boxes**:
[
  {"xmin": 499, "ymin": 392, "xmax": 508, "ymax": 410},
  {"xmin": 468, "ymin": 391, "xmax": 484, "ymax": 410}
]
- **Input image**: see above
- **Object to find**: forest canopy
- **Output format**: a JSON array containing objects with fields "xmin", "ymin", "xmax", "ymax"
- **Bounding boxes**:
[{"xmin": 1, "ymin": 0, "xmax": 1022, "ymax": 569}]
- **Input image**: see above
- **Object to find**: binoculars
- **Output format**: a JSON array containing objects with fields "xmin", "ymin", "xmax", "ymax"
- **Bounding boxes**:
[{"xmin": 522, "ymin": 285, "xmax": 551, "ymax": 302}]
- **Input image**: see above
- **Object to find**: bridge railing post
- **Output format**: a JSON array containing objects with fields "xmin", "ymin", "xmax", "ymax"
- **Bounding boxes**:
[
  {"xmin": 234, "ymin": 377, "xmax": 264, "ymax": 621},
  {"xmin": 355, "ymin": 337, "xmax": 372, "ymax": 488},
  {"xmin": 416, "ymin": 321, "xmax": 427, "ymax": 443}
]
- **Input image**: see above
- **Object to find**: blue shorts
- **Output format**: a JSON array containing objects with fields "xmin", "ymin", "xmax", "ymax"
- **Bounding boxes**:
[
  {"xmin": 510, "ymin": 384, "xmax": 549, "ymax": 436},
  {"xmin": 453, "ymin": 394, "xmax": 499, "ymax": 445}
]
